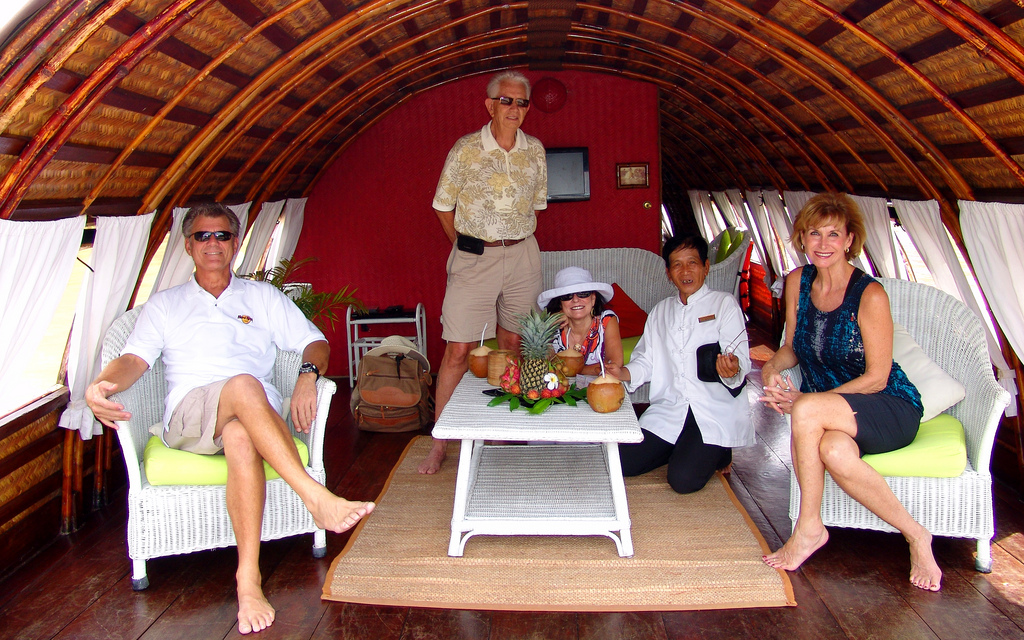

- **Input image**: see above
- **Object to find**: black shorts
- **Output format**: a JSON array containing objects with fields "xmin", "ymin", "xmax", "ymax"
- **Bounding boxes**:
[{"xmin": 839, "ymin": 393, "xmax": 923, "ymax": 455}]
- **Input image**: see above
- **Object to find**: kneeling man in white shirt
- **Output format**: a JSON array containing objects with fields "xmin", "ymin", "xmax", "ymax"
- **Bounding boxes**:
[{"xmin": 614, "ymin": 233, "xmax": 753, "ymax": 494}]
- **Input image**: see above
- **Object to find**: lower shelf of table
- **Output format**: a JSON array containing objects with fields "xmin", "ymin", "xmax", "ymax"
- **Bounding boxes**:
[
  {"xmin": 449, "ymin": 442, "xmax": 633, "ymax": 557},
  {"xmin": 466, "ymin": 444, "xmax": 616, "ymax": 519}
]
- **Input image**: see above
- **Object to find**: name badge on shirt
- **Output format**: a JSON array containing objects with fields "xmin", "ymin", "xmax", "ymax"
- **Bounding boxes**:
[
  {"xmin": 698, "ymin": 314, "xmax": 716, "ymax": 323},
  {"xmin": 237, "ymin": 315, "xmax": 253, "ymax": 324}
]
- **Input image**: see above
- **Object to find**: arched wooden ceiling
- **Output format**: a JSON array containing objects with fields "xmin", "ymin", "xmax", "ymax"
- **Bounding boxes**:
[{"xmin": 3, "ymin": 0, "xmax": 1024, "ymax": 242}]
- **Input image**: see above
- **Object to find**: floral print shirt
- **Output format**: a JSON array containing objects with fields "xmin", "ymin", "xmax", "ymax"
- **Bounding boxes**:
[{"xmin": 432, "ymin": 124, "xmax": 547, "ymax": 242}]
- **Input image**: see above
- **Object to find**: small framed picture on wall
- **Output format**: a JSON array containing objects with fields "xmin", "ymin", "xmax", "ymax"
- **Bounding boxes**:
[{"xmin": 616, "ymin": 163, "xmax": 649, "ymax": 189}]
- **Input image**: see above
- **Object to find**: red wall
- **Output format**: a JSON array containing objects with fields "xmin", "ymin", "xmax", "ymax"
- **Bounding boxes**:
[{"xmin": 298, "ymin": 71, "xmax": 661, "ymax": 375}]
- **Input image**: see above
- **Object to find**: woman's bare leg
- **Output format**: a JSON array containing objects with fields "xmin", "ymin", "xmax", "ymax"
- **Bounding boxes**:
[
  {"xmin": 819, "ymin": 431, "xmax": 941, "ymax": 591},
  {"xmin": 764, "ymin": 393, "xmax": 856, "ymax": 571}
]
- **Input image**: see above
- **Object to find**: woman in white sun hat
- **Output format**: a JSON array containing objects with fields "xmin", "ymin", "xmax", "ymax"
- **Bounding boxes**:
[{"xmin": 537, "ymin": 266, "xmax": 624, "ymax": 378}]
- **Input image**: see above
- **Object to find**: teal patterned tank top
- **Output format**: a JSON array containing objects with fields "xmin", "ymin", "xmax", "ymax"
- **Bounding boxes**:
[{"xmin": 792, "ymin": 265, "xmax": 922, "ymax": 413}]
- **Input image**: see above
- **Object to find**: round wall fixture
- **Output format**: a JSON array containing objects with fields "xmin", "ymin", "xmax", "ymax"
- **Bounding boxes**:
[{"xmin": 532, "ymin": 77, "xmax": 567, "ymax": 113}]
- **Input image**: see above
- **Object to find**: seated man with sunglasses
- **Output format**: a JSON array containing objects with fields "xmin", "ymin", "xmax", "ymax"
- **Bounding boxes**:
[
  {"xmin": 421, "ymin": 70, "xmax": 548, "ymax": 474},
  {"xmin": 85, "ymin": 203, "xmax": 374, "ymax": 635}
]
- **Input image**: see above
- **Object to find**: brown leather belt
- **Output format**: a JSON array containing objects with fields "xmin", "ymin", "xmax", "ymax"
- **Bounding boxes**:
[{"xmin": 483, "ymin": 237, "xmax": 525, "ymax": 247}]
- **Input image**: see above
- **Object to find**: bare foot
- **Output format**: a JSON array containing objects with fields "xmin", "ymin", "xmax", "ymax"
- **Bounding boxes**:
[
  {"xmin": 418, "ymin": 440, "xmax": 447, "ymax": 474},
  {"xmin": 308, "ymin": 492, "xmax": 375, "ymax": 533},
  {"xmin": 908, "ymin": 530, "xmax": 942, "ymax": 591},
  {"xmin": 763, "ymin": 526, "xmax": 829, "ymax": 571},
  {"xmin": 237, "ymin": 581, "xmax": 275, "ymax": 634}
]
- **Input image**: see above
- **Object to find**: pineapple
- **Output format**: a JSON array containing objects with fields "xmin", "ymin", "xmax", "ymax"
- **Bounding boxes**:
[{"xmin": 516, "ymin": 310, "xmax": 563, "ymax": 395}]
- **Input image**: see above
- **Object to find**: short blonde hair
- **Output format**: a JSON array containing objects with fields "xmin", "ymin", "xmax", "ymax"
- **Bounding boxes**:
[{"xmin": 791, "ymin": 192, "xmax": 867, "ymax": 259}]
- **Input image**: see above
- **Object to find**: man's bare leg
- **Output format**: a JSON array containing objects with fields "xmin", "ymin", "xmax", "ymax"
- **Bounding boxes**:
[
  {"xmin": 217, "ymin": 375, "xmax": 374, "ymax": 533},
  {"xmin": 222, "ymin": 419, "xmax": 275, "ymax": 634},
  {"xmin": 419, "ymin": 341, "xmax": 472, "ymax": 474}
]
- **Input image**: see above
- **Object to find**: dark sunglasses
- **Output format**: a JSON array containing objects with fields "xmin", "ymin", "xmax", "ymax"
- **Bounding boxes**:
[
  {"xmin": 559, "ymin": 291, "xmax": 594, "ymax": 302},
  {"xmin": 190, "ymin": 230, "xmax": 235, "ymax": 242},
  {"xmin": 492, "ymin": 96, "xmax": 530, "ymax": 108}
]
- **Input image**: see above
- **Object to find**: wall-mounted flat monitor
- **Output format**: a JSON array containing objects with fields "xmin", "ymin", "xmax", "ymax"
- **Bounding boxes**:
[{"xmin": 545, "ymin": 147, "xmax": 590, "ymax": 202}]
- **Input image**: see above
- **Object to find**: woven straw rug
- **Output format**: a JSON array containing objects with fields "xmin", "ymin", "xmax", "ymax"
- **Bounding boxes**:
[{"xmin": 323, "ymin": 437, "xmax": 795, "ymax": 611}]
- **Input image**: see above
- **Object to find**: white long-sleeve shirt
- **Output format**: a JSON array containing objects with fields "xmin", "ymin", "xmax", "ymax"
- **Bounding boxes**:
[{"xmin": 625, "ymin": 285, "xmax": 753, "ymax": 448}]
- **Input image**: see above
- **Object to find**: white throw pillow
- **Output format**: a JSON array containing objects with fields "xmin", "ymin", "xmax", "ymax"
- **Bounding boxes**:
[{"xmin": 892, "ymin": 323, "xmax": 966, "ymax": 421}]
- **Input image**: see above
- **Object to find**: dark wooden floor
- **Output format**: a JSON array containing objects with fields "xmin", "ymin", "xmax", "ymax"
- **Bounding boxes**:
[{"xmin": 3, "ymin": 359, "xmax": 1024, "ymax": 639}]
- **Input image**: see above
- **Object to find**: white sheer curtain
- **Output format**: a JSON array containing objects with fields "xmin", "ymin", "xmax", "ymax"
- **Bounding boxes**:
[
  {"xmin": 762, "ymin": 189, "xmax": 805, "ymax": 270},
  {"xmin": 264, "ymin": 197, "xmax": 306, "ymax": 271},
  {"xmin": 151, "ymin": 202, "xmax": 250, "ymax": 294},
  {"xmin": 894, "ymin": 198, "xmax": 1015, "ymax": 414},
  {"xmin": 711, "ymin": 191, "xmax": 739, "ymax": 227},
  {"xmin": 725, "ymin": 189, "xmax": 752, "ymax": 231},
  {"xmin": 960, "ymin": 200, "xmax": 1024, "ymax": 414},
  {"xmin": 745, "ymin": 189, "xmax": 788, "ymax": 296},
  {"xmin": 59, "ymin": 213, "xmax": 154, "ymax": 438},
  {"xmin": 782, "ymin": 190, "xmax": 816, "ymax": 222},
  {"xmin": 687, "ymin": 190, "xmax": 711, "ymax": 239},
  {"xmin": 0, "ymin": 217, "xmax": 85, "ymax": 414},
  {"xmin": 698, "ymin": 191, "xmax": 723, "ymax": 237},
  {"xmin": 150, "ymin": 206, "xmax": 190, "ymax": 294},
  {"xmin": 849, "ymin": 194, "xmax": 900, "ymax": 278},
  {"xmin": 236, "ymin": 199, "xmax": 285, "ymax": 276}
]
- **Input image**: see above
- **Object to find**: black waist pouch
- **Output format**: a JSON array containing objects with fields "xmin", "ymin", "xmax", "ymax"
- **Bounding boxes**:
[{"xmin": 456, "ymin": 233, "xmax": 485, "ymax": 255}]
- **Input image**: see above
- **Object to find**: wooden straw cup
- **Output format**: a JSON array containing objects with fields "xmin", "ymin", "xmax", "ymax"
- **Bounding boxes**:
[{"xmin": 487, "ymin": 350, "xmax": 513, "ymax": 386}]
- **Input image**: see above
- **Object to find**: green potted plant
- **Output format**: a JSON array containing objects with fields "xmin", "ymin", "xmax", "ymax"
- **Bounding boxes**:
[{"xmin": 243, "ymin": 257, "xmax": 363, "ymax": 331}]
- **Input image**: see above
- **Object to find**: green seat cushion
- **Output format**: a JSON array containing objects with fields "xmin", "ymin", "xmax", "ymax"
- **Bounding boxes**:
[
  {"xmin": 861, "ymin": 413, "xmax": 966, "ymax": 478},
  {"xmin": 714, "ymin": 229, "xmax": 734, "ymax": 263},
  {"xmin": 622, "ymin": 336, "xmax": 639, "ymax": 365},
  {"xmin": 144, "ymin": 434, "xmax": 310, "ymax": 486}
]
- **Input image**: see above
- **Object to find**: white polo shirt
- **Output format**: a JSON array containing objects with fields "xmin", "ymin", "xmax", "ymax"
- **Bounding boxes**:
[
  {"xmin": 123, "ymin": 275, "xmax": 325, "ymax": 430},
  {"xmin": 624, "ymin": 285, "xmax": 753, "ymax": 449}
]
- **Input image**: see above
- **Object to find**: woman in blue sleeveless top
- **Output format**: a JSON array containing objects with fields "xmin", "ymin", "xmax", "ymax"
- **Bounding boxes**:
[{"xmin": 758, "ymin": 193, "xmax": 941, "ymax": 591}]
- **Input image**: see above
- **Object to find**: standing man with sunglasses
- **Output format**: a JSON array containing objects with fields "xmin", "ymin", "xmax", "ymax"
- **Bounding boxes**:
[
  {"xmin": 85, "ymin": 203, "xmax": 374, "ymax": 635},
  {"xmin": 419, "ymin": 70, "xmax": 548, "ymax": 474}
]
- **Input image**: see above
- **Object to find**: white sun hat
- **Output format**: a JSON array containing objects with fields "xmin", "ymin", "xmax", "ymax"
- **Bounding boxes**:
[
  {"xmin": 537, "ymin": 266, "xmax": 615, "ymax": 309},
  {"xmin": 362, "ymin": 335, "xmax": 430, "ymax": 370}
]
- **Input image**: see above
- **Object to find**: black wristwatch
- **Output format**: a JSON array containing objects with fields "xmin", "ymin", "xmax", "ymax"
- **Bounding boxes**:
[{"xmin": 298, "ymin": 362, "xmax": 320, "ymax": 380}]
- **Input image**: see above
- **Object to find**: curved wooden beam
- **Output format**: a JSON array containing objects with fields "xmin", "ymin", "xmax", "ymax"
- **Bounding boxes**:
[
  {"xmin": 82, "ymin": 0, "xmax": 322, "ymax": 212},
  {"xmin": 0, "ymin": 0, "xmax": 86, "ymax": 99},
  {"xmin": 0, "ymin": 0, "xmax": 211, "ymax": 220},
  {"xmin": 140, "ymin": 0, "xmax": 433, "ymax": 216},
  {"xmin": 798, "ymin": 0, "xmax": 1024, "ymax": 186},
  {"xmin": 567, "ymin": 32, "xmax": 824, "ymax": 191},
  {"xmin": 654, "ymin": 0, "xmax": 973, "ymax": 200},
  {"xmin": 0, "ymin": 0, "xmax": 137, "ymax": 136}
]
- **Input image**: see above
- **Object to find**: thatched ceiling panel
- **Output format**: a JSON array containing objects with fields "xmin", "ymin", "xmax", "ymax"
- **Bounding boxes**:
[
  {"xmin": 857, "ymin": 2, "xmax": 943, "ymax": 51},
  {"xmin": 24, "ymin": 161, "xmax": 116, "ymax": 200},
  {"xmin": 6, "ymin": 91, "xmax": 63, "ymax": 139},
  {"xmin": 953, "ymin": 156, "xmax": 1023, "ymax": 189},
  {"xmin": 869, "ymin": 68, "xmax": 934, "ymax": 108},
  {"xmin": 967, "ymin": 95, "xmax": 1024, "ymax": 142},
  {"xmin": 767, "ymin": 0, "xmax": 832, "ymax": 35},
  {"xmin": 174, "ymin": 3, "xmax": 253, "ymax": 59},
  {"xmin": 64, "ymin": 27, "xmax": 130, "ymax": 76},
  {"xmin": 128, "ymin": 0, "xmax": 174, "ymax": 21},
  {"xmin": 251, "ymin": 0, "xmax": 331, "ymax": 40},
  {"xmin": 914, "ymin": 45, "xmax": 1008, "ymax": 95},
  {"xmin": 79, "ymin": 166, "xmax": 162, "ymax": 199},
  {"xmin": 914, "ymin": 111, "xmax": 975, "ymax": 146},
  {"xmin": 820, "ymin": 31, "xmax": 886, "ymax": 71}
]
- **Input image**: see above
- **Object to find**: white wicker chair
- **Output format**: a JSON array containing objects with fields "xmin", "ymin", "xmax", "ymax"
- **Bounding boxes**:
[
  {"xmin": 102, "ymin": 307, "xmax": 336, "ymax": 590},
  {"xmin": 707, "ymin": 229, "xmax": 752, "ymax": 300},
  {"xmin": 541, "ymin": 248, "xmax": 677, "ymax": 403},
  {"xmin": 783, "ymin": 278, "xmax": 1011, "ymax": 571}
]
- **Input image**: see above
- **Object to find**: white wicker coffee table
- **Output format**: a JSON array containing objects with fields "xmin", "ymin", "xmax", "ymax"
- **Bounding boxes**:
[{"xmin": 432, "ymin": 372, "xmax": 643, "ymax": 557}]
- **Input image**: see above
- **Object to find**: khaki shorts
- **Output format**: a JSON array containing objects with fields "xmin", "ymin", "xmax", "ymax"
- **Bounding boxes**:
[
  {"xmin": 162, "ymin": 379, "xmax": 229, "ymax": 455},
  {"xmin": 440, "ymin": 234, "xmax": 542, "ymax": 343}
]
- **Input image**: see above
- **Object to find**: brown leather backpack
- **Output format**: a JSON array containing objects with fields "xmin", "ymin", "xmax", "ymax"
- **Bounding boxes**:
[{"xmin": 350, "ymin": 353, "xmax": 433, "ymax": 432}]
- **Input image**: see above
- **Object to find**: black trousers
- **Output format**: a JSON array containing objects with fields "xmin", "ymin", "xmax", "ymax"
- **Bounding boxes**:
[{"xmin": 618, "ymin": 409, "xmax": 732, "ymax": 494}]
